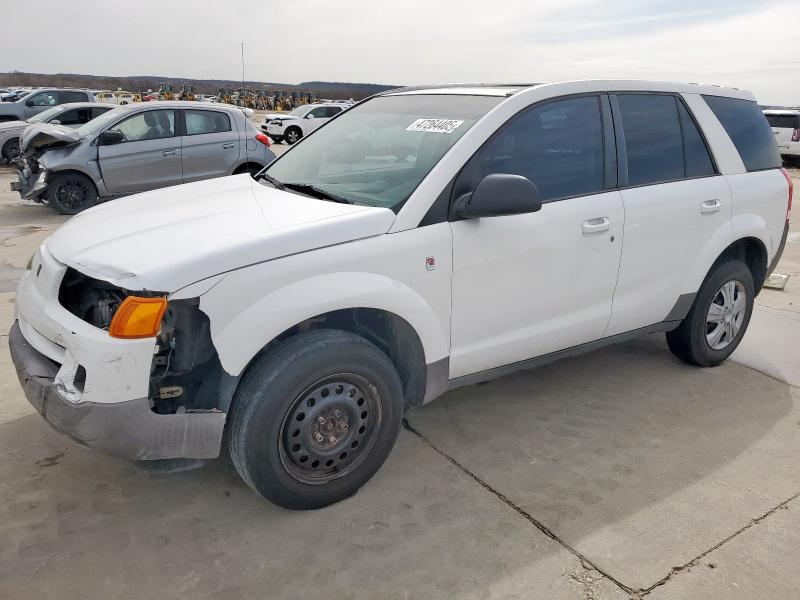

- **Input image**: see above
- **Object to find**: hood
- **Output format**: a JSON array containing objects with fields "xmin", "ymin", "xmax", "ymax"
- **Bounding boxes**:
[
  {"xmin": 45, "ymin": 174, "xmax": 396, "ymax": 293},
  {"xmin": 0, "ymin": 119, "xmax": 26, "ymax": 133},
  {"xmin": 20, "ymin": 122, "xmax": 84, "ymax": 153},
  {"xmin": 264, "ymin": 113, "xmax": 297, "ymax": 122}
]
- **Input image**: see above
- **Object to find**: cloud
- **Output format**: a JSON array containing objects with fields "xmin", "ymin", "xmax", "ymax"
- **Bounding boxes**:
[{"xmin": 0, "ymin": 0, "xmax": 797, "ymax": 104}]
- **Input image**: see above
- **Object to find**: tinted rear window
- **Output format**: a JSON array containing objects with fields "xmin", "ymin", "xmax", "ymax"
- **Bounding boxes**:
[
  {"xmin": 765, "ymin": 114, "xmax": 800, "ymax": 129},
  {"xmin": 703, "ymin": 96, "xmax": 781, "ymax": 171},
  {"xmin": 617, "ymin": 94, "xmax": 684, "ymax": 186}
]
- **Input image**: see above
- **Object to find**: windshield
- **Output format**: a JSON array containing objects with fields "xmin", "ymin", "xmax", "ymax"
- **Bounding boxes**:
[
  {"xmin": 287, "ymin": 105, "xmax": 312, "ymax": 117},
  {"xmin": 77, "ymin": 107, "xmax": 128, "ymax": 135},
  {"xmin": 264, "ymin": 94, "xmax": 503, "ymax": 211},
  {"xmin": 27, "ymin": 105, "xmax": 67, "ymax": 124}
]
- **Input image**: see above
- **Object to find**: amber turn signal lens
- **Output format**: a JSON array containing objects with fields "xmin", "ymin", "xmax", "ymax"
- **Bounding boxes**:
[{"xmin": 109, "ymin": 296, "xmax": 167, "ymax": 339}]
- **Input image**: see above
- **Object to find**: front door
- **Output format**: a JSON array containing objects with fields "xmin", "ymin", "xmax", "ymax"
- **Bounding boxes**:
[
  {"xmin": 24, "ymin": 91, "xmax": 60, "ymax": 119},
  {"xmin": 98, "ymin": 109, "xmax": 182, "ymax": 194},
  {"xmin": 304, "ymin": 105, "xmax": 329, "ymax": 134},
  {"xmin": 449, "ymin": 95, "xmax": 624, "ymax": 378}
]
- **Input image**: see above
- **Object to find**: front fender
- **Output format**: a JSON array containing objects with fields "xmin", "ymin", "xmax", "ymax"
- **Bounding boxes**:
[{"xmin": 201, "ymin": 271, "xmax": 450, "ymax": 376}]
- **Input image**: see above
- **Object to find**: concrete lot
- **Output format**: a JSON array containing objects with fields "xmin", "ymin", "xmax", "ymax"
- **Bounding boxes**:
[{"xmin": 0, "ymin": 158, "xmax": 798, "ymax": 599}]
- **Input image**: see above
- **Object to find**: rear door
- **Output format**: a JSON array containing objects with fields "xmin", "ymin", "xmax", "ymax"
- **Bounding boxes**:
[
  {"xmin": 50, "ymin": 107, "xmax": 94, "ymax": 128},
  {"xmin": 605, "ymin": 93, "xmax": 732, "ymax": 336},
  {"xmin": 180, "ymin": 109, "xmax": 240, "ymax": 182},
  {"xmin": 765, "ymin": 113, "xmax": 799, "ymax": 152},
  {"xmin": 98, "ymin": 109, "xmax": 182, "ymax": 193}
]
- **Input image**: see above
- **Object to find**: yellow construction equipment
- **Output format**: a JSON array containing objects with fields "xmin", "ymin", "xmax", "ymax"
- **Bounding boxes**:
[
  {"xmin": 255, "ymin": 89, "xmax": 273, "ymax": 110},
  {"xmin": 235, "ymin": 88, "xmax": 256, "ymax": 109},
  {"xmin": 157, "ymin": 83, "xmax": 175, "ymax": 101},
  {"xmin": 216, "ymin": 88, "xmax": 234, "ymax": 104},
  {"xmin": 178, "ymin": 85, "xmax": 196, "ymax": 101}
]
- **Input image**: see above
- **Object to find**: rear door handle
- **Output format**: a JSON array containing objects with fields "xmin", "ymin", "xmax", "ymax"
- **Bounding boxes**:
[
  {"xmin": 701, "ymin": 199, "xmax": 721, "ymax": 214},
  {"xmin": 162, "ymin": 149, "xmax": 177, "ymax": 157},
  {"xmin": 582, "ymin": 217, "xmax": 610, "ymax": 234},
  {"xmin": 222, "ymin": 143, "xmax": 235, "ymax": 149}
]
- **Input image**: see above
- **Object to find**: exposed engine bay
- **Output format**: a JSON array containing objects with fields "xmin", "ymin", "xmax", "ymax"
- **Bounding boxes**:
[{"xmin": 58, "ymin": 267, "xmax": 235, "ymax": 416}]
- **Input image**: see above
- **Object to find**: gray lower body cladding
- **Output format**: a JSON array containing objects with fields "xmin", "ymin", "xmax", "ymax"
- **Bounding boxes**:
[{"xmin": 8, "ymin": 321, "xmax": 225, "ymax": 460}]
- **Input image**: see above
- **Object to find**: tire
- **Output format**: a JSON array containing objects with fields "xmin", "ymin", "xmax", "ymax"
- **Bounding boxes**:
[
  {"xmin": 228, "ymin": 329, "xmax": 404, "ymax": 509},
  {"xmin": 2, "ymin": 138, "xmax": 20, "ymax": 163},
  {"xmin": 284, "ymin": 127, "xmax": 302, "ymax": 145},
  {"xmin": 46, "ymin": 172, "xmax": 98, "ymax": 215},
  {"xmin": 666, "ymin": 260, "xmax": 754, "ymax": 367}
]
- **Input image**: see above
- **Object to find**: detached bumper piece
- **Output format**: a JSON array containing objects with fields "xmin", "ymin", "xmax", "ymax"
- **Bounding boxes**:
[
  {"xmin": 14, "ymin": 168, "xmax": 47, "ymax": 200},
  {"xmin": 8, "ymin": 321, "xmax": 225, "ymax": 460}
]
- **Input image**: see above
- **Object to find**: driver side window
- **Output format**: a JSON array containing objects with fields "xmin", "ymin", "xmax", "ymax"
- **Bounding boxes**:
[
  {"xmin": 111, "ymin": 110, "xmax": 175, "ymax": 142},
  {"xmin": 309, "ymin": 107, "xmax": 328, "ymax": 118},
  {"xmin": 454, "ymin": 95, "xmax": 606, "ymax": 203},
  {"xmin": 31, "ymin": 92, "xmax": 59, "ymax": 106}
]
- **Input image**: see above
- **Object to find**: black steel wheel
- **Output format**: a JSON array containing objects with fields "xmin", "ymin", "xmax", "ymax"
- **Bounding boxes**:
[
  {"xmin": 279, "ymin": 373, "xmax": 382, "ymax": 485},
  {"xmin": 228, "ymin": 329, "xmax": 403, "ymax": 509},
  {"xmin": 46, "ymin": 172, "xmax": 98, "ymax": 215}
]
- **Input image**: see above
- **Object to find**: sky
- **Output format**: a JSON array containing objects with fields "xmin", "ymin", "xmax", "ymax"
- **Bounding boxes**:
[{"xmin": 1, "ymin": 0, "xmax": 798, "ymax": 105}]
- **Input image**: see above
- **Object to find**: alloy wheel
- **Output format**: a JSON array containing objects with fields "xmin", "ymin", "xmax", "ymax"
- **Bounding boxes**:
[{"xmin": 705, "ymin": 280, "xmax": 747, "ymax": 350}]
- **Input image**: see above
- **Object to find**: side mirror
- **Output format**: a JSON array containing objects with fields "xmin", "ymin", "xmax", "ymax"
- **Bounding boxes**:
[
  {"xmin": 25, "ymin": 99, "xmax": 34, "ymax": 107},
  {"xmin": 98, "ymin": 129, "xmax": 124, "ymax": 145},
  {"xmin": 453, "ymin": 173, "xmax": 543, "ymax": 219},
  {"xmin": 49, "ymin": 119, "xmax": 61, "ymax": 125},
  {"xmin": 306, "ymin": 113, "xmax": 315, "ymax": 119}
]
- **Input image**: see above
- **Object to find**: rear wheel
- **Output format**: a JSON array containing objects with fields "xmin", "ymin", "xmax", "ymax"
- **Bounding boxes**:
[
  {"xmin": 284, "ymin": 127, "xmax": 302, "ymax": 145},
  {"xmin": 46, "ymin": 172, "xmax": 98, "ymax": 215},
  {"xmin": 666, "ymin": 260, "xmax": 754, "ymax": 366},
  {"xmin": 2, "ymin": 138, "xmax": 19, "ymax": 163},
  {"xmin": 228, "ymin": 330, "xmax": 404, "ymax": 509}
]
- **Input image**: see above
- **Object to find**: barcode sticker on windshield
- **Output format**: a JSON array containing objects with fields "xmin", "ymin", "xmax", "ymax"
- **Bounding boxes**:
[{"xmin": 406, "ymin": 118, "xmax": 464, "ymax": 134}]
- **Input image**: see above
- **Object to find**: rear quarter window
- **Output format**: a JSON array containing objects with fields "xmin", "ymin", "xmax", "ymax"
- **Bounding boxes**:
[{"xmin": 703, "ymin": 96, "xmax": 781, "ymax": 171}]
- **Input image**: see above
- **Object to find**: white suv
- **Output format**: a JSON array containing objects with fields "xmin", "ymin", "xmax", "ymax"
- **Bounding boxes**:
[
  {"xmin": 10, "ymin": 81, "xmax": 792, "ymax": 509},
  {"xmin": 764, "ymin": 109, "xmax": 800, "ymax": 165},
  {"xmin": 262, "ymin": 102, "xmax": 350, "ymax": 144}
]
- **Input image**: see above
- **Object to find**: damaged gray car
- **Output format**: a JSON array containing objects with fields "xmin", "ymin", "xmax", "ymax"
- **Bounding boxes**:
[
  {"xmin": 14, "ymin": 101, "xmax": 276, "ymax": 214},
  {"xmin": 0, "ymin": 102, "xmax": 114, "ymax": 163}
]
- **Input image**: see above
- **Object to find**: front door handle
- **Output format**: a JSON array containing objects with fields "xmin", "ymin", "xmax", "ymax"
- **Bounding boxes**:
[
  {"xmin": 701, "ymin": 199, "xmax": 721, "ymax": 214},
  {"xmin": 582, "ymin": 217, "xmax": 610, "ymax": 234},
  {"xmin": 162, "ymin": 149, "xmax": 177, "ymax": 157},
  {"xmin": 222, "ymin": 143, "xmax": 235, "ymax": 149}
]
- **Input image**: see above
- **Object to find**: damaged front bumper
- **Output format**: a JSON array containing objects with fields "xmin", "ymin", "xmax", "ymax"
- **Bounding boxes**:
[
  {"xmin": 11, "ymin": 165, "xmax": 47, "ymax": 200},
  {"xmin": 9, "ymin": 321, "xmax": 226, "ymax": 460}
]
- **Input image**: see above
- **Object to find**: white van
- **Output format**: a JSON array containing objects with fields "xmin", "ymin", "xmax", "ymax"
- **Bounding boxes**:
[{"xmin": 764, "ymin": 109, "xmax": 800, "ymax": 164}]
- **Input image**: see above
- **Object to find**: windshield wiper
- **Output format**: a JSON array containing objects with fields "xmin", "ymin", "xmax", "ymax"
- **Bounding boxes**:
[
  {"xmin": 259, "ymin": 173, "xmax": 286, "ymax": 190},
  {"xmin": 283, "ymin": 182, "xmax": 352, "ymax": 204}
]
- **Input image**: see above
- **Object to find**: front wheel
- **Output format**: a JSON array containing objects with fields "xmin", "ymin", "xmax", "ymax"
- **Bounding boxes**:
[
  {"xmin": 46, "ymin": 172, "xmax": 98, "ymax": 215},
  {"xmin": 228, "ymin": 330, "xmax": 404, "ymax": 509},
  {"xmin": 2, "ymin": 138, "xmax": 20, "ymax": 163},
  {"xmin": 284, "ymin": 127, "xmax": 302, "ymax": 145},
  {"xmin": 666, "ymin": 260, "xmax": 754, "ymax": 367}
]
